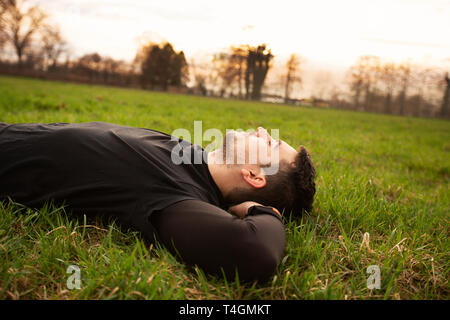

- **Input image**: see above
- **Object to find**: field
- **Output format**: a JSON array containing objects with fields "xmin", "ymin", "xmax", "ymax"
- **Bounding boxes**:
[{"xmin": 0, "ymin": 75, "xmax": 448, "ymax": 300}]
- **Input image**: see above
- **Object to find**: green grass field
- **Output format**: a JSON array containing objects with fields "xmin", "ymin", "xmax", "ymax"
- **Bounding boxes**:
[{"xmin": 0, "ymin": 75, "xmax": 448, "ymax": 300}]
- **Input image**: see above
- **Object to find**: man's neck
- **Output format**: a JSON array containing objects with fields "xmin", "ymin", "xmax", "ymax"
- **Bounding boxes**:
[{"xmin": 207, "ymin": 150, "xmax": 233, "ymax": 201}]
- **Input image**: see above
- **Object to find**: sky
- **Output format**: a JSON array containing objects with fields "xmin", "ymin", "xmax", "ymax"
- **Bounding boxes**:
[
  {"xmin": 29, "ymin": 0, "xmax": 450, "ymax": 98},
  {"xmin": 33, "ymin": 0, "xmax": 450, "ymax": 68}
]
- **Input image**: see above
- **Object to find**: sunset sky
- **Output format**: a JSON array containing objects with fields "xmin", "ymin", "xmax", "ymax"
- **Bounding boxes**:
[{"xmin": 33, "ymin": 0, "xmax": 450, "ymax": 70}]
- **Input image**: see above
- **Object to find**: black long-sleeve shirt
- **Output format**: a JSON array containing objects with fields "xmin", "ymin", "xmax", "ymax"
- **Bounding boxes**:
[{"xmin": 0, "ymin": 121, "xmax": 285, "ymax": 280}]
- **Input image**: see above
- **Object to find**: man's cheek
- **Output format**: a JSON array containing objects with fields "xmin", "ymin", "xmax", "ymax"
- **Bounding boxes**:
[
  {"xmin": 247, "ymin": 139, "xmax": 259, "ymax": 165},
  {"xmin": 257, "ymin": 142, "xmax": 272, "ymax": 165}
]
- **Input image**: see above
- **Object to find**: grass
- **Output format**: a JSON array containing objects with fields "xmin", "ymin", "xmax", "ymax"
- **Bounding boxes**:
[{"xmin": 0, "ymin": 75, "xmax": 448, "ymax": 300}]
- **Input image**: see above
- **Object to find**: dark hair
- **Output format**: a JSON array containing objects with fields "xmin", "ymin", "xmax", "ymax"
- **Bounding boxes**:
[{"xmin": 230, "ymin": 146, "xmax": 316, "ymax": 217}]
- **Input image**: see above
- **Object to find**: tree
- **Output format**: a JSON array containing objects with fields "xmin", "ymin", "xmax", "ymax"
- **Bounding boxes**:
[
  {"xmin": 76, "ymin": 52, "xmax": 102, "ymax": 81},
  {"xmin": 230, "ymin": 46, "xmax": 247, "ymax": 98},
  {"xmin": 409, "ymin": 66, "xmax": 440, "ymax": 117},
  {"xmin": 40, "ymin": 25, "xmax": 67, "ymax": 70},
  {"xmin": 348, "ymin": 56, "xmax": 380, "ymax": 111},
  {"xmin": 378, "ymin": 62, "xmax": 397, "ymax": 114},
  {"xmin": 213, "ymin": 46, "xmax": 247, "ymax": 98},
  {"xmin": 0, "ymin": 1, "xmax": 8, "ymax": 50},
  {"xmin": 135, "ymin": 42, "xmax": 188, "ymax": 91},
  {"xmin": 100, "ymin": 57, "xmax": 119, "ymax": 83},
  {"xmin": 0, "ymin": 0, "xmax": 47, "ymax": 68},
  {"xmin": 284, "ymin": 53, "xmax": 302, "ymax": 103},
  {"xmin": 440, "ymin": 73, "xmax": 450, "ymax": 118},
  {"xmin": 397, "ymin": 62, "xmax": 412, "ymax": 115},
  {"xmin": 245, "ymin": 44, "xmax": 273, "ymax": 100},
  {"xmin": 189, "ymin": 57, "xmax": 216, "ymax": 96},
  {"xmin": 348, "ymin": 66, "xmax": 363, "ymax": 110}
]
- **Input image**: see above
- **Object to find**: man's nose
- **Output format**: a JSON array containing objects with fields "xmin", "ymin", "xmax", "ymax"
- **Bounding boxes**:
[{"xmin": 257, "ymin": 127, "xmax": 271, "ymax": 139}]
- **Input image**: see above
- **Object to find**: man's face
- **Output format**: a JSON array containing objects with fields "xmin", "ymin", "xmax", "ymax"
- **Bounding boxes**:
[{"xmin": 221, "ymin": 127, "xmax": 297, "ymax": 170}]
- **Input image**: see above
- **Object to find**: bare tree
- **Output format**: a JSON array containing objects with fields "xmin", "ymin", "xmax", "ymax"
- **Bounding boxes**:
[
  {"xmin": 348, "ymin": 56, "xmax": 380, "ymax": 111},
  {"xmin": 0, "ymin": 0, "xmax": 48, "ymax": 68},
  {"xmin": 213, "ymin": 46, "xmax": 247, "ymax": 98},
  {"xmin": 440, "ymin": 72, "xmax": 450, "ymax": 118},
  {"xmin": 284, "ymin": 53, "xmax": 302, "ymax": 103},
  {"xmin": 396, "ymin": 62, "xmax": 412, "ymax": 115},
  {"xmin": 40, "ymin": 25, "xmax": 67, "ymax": 70},
  {"xmin": 378, "ymin": 62, "xmax": 397, "ymax": 114},
  {"xmin": 348, "ymin": 65, "xmax": 363, "ymax": 110},
  {"xmin": 189, "ymin": 58, "xmax": 211, "ymax": 96},
  {"xmin": 409, "ymin": 66, "xmax": 441, "ymax": 117},
  {"xmin": 0, "ymin": 0, "xmax": 8, "ymax": 50},
  {"xmin": 231, "ymin": 46, "xmax": 247, "ymax": 98},
  {"xmin": 212, "ymin": 52, "xmax": 235, "ymax": 97}
]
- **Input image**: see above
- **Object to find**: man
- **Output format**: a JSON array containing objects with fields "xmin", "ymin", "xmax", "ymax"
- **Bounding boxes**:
[{"xmin": 0, "ymin": 121, "xmax": 315, "ymax": 281}]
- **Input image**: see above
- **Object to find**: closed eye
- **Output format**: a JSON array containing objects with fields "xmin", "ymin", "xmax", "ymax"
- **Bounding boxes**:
[
  {"xmin": 269, "ymin": 139, "xmax": 281, "ymax": 147},
  {"xmin": 274, "ymin": 139, "xmax": 281, "ymax": 148}
]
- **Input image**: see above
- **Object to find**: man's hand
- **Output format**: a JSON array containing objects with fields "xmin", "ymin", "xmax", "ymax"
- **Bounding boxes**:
[{"xmin": 228, "ymin": 201, "xmax": 263, "ymax": 219}]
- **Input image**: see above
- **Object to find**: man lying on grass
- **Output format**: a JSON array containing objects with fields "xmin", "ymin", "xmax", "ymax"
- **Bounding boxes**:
[{"xmin": 0, "ymin": 121, "xmax": 315, "ymax": 281}]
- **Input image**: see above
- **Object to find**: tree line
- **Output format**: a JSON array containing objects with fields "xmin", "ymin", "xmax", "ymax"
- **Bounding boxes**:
[
  {"xmin": 347, "ymin": 56, "xmax": 449, "ymax": 118},
  {"xmin": 1, "ymin": 0, "xmax": 448, "ymax": 118}
]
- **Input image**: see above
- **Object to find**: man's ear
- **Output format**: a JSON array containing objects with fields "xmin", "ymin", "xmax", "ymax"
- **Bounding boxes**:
[{"xmin": 240, "ymin": 167, "xmax": 266, "ymax": 189}]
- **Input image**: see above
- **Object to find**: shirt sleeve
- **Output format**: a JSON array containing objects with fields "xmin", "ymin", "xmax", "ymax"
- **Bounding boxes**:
[{"xmin": 150, "ymin": 199, "xmax": 286, "ymax": 282}]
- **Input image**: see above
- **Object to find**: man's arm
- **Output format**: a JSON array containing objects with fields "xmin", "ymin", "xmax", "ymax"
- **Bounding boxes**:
[{"xmin": 150, "ymin": 199, "xmax": 285, "ymax": 282}]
